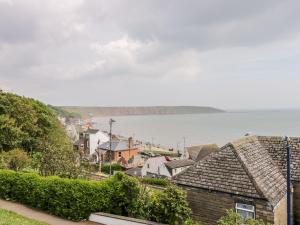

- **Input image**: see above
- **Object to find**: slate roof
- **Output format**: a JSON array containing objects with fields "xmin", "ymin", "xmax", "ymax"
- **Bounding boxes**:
[
  {"xmin": 99, "ymin": 140, "xmax": 131, "ymax": 151},
  {"xmin": 165, "ymin": 159, "xmax": 195, "ymax": 169},
  {"xmin": 257, "ymin": 136, "xmax": 300, "ymax": 181},
  {"xmin": 173, "ymin": 136, "xmax": 295, "ymax": 207},
  {"xmin": 125, "ymin": 167, "xmax": 142, "ymax": 177},
  {"xmin": 187, "ymin": 144, "xmax": 219, "ymax": 161},
  {"xmin": 86, "ymin": 128, "xmax": 100, "ymax": 134}
]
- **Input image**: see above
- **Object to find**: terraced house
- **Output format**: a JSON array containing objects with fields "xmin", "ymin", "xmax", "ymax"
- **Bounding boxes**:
[{"xmin": 173, "ymin": 136, "xmax": 300, "ymax": 225}]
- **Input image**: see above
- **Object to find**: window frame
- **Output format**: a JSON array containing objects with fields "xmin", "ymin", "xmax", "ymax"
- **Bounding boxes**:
[{"xmin": 235, "ymin": 203, "xmax": 255, "ymax": 219}]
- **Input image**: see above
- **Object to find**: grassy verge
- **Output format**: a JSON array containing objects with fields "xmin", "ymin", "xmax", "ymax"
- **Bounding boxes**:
[{"xmin": 0, "ymin": 209, "xmax": 49, "ymax": 225}]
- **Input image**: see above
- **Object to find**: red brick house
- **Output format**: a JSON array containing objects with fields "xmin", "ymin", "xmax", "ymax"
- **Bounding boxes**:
[
  {"xmin": 98, "ymin": 137, "xmax": 140, "ymax": 167},
  {"xmin": 173, "ymin": 136, "xmax": 300, "ymax": 225}
]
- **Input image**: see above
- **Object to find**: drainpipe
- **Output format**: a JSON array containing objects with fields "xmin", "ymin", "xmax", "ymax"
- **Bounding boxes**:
[{"xmin": 285, "ymin": 136, "xmax": 292, "ymax": 225}]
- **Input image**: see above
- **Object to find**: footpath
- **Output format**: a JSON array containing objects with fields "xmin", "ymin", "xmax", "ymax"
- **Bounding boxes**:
[{"xmin": 0, "ymin": 199, "xmax": 100, "ymax": 225}]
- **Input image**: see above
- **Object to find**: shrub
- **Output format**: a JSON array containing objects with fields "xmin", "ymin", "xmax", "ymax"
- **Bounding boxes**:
[
  {"xmin": 0, "ymin": 149, "xmax": 31, "ymax": 171},
  {"xmin": 106, "ymin": 172, "xmax": 140, "ymax": 216},
  {"xmin": 140, "ymin": 177, "xmax": 170, "ymax": 186},
  {"xmin": 0, "ymin": 169, "xmax": 111, "ymax": 221},
  {"xmin": 101, "ymin": 163, "xmax": 123, "ymax": 174},
  {"xmin": 0, "ymin": 170, "xmax": 194, "ymax": 224},
  {"xmin": 218, "ymin": 210, "xmax": 270, "ymax": 225},
  {"xmin": 149, "ymin": 184, "xmax": 191, "ymax": 225}
]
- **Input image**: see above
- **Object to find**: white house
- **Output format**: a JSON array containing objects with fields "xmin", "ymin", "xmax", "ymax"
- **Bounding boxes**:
[
  {"xmin": 79, "ymin": 128, "xmax": 109, "ymax": 156},
  {"xmin": 164, "ymin": 159, "xmax": 195, "ymax": 176},
  {"xmin": 141, "ymin": 156, "xmax": 171, "ymax": 178},
  {"xmin": 141, "ymin": 157, "xmax": 195, "ymax": 178}
]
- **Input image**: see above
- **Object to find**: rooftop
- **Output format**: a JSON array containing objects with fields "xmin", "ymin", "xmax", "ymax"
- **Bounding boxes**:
[
  {"xmin": 173, "ymin": 135, "xmax": 300, "ymax": 207},
  {"xmin": 186, "ymin": 144, "xmax": 219, "ymax": 161},
  {"xmin": 99, "ymin": 140, "xmax": 135, "ymax": 151},
  {"xmin": 165, "ymin": 159, "xmax": 195, "ymax": 169}
]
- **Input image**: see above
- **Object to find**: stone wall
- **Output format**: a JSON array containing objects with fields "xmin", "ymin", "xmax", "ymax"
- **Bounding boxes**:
[
  {"xmin": 182, "ymin": 186, "xmax": 282, "ymax": 225},
  {"xmin": 294, "ymin": 182, "xmax": 300, "ymax": 225}
]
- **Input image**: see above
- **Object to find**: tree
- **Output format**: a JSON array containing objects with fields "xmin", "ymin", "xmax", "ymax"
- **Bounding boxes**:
[
  {"xmin": 38, "ymin": 129, "xmax": 79, "ymax": 178},
  {"xmin": 0, "ymin": 149, "xmax": 31, "ymax": 171},
  {"xmin": 0, "ymin": 92, "xmax": 79, "ymax": 177},
  {"xmin": 150, "ymin": 184, "xmax": 191, "ymax": 225}
]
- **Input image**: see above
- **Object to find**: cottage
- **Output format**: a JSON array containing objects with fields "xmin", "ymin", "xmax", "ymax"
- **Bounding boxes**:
[
  {"xmin": 77, "ymin": 128, "xmax": 109, "ymax": 157},
  {"xmin": 165, "ymin": 159, "xmax": 195, "ymax": 176},
  {"xmin": 141, "ymin": 156, "xmax": 170, "ymax": 178},
  {"xmin": 98, "ymin": 137, "xmax": 139, "ymax": 166},
  {"xmin": 186, "ymin": 144, "xmax": 219, "ymax": 162},
  {"xmin": 173, "ymin": 136, "xmax": 300, "ymax": 225},
  {"xmin": 142, "ymin": 157, "xmax": 195, "ymax": 178}
]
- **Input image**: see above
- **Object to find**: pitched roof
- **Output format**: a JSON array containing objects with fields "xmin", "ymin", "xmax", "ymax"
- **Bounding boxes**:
[
  {"xmin": 125, "ymin": 167, "xmax": 142, "ymax": 177},
  {"xmin": 257, "ymin": 136, "xmax": 300, "ymax": 181},
  {"xmin": 99, "ymin": 140, "xmax": 130, "ymax": 151},
  {"xmin": 187, "ymin": 144, "xmax": 219, "ymax": 161},
  {"xmin": 165, "ymin": 159, "xmax": 195, "ymax": 169},
  {"xmin": 173, "ymin": 136, "xmax": 289, "ymax": 207},
  {"xmin": 86, "ymin": 128, "xmax": 100, "ymax": 134}
]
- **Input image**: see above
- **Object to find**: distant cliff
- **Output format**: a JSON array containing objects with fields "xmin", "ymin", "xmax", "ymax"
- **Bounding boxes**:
[{"xmin": 59, "ymin": 106, "xmax": 225, "ymax": 117}]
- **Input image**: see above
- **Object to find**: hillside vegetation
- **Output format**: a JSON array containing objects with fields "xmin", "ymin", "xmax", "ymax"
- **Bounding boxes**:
[
  {"xmin": 60, "ymin": 106, "xmax": 224, "ymax": 117},
  {"xmin": 0, "ymin": 92, "xmax": 78, "ymax": 177}
]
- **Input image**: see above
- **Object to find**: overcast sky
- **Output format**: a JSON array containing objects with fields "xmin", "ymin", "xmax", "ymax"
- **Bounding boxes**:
[{"xmin": 1, "ymin": 0, "xmax": 300, "ymax": 110}]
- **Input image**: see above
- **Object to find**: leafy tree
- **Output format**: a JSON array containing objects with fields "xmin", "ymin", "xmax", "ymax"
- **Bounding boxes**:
[
  {"xmin": 0, "ymin": 92, "xmax": 63, "ymax": 152},
  {"xmin": 38, "ymin": 129, "xmax": 79, "ymax": 177},
  {"xmin": 150, "ymin": 184, "xmax": 191, "ymax": 225},
  {"xmin": 218, "ymin": 210, "xmax": 270, "ymax": 225},
  {"xmin": 0, "ymin": 149, "xmax": 31, "ymax": 171},
  {"xmin": 106, "ymin": 172, "xmax": 140, "ymax": 216}
]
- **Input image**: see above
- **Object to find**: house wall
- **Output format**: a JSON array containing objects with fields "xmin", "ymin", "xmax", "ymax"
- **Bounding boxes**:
[
  {"xmin": 171, "ymin": 166, "xmax": 191, "ymax": 176},
  {"xmin": 273, "ymin": 196, "xmax": 287, "ymax": 225},
  {"xmin": 181, "ymin": 186, "xmax": 277, "ymax": 225},
  {"xmin": 141, "ymin": 157, "xmax": 171, "ymax": 177},
  {"xmin": 111, "ymin": 148, "xmax": 139, "ymax": 163},
  {"xmin": 89, "ymin": 132, "xmax": 109, "ymax": 155},
  {"xmin": 294, "ymin": 182, "xmax": 300, "ymax": 225}
]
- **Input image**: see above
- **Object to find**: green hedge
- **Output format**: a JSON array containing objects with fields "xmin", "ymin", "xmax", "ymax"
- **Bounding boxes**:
[
  {"xmin": 101, "ymin": 163, "xmax": 123, "ymax": 174},
  {"xmin": 0, "ymin": 169, "xmax": 136, "ymax": 221},
  {"xmin": 140, "ymin": 177, "xmax": 170, "ymax": 186}
]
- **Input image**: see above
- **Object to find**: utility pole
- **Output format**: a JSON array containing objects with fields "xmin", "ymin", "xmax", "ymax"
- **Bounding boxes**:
[
  {"xmin": 183, "ymin": 136, "xmax": 186, "ymax": 159},
  {"xmin": 285, "ymin": 136, "xmax": 292, "ymax": 225},
  {"xmin": 109, "ymin": 118, "xmax": 115, "ymax": 177}
]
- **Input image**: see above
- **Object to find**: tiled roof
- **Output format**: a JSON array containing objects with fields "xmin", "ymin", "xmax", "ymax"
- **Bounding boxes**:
[
  {"xmin": 86, "ymin": 128, "xmax": 100, "ymax": 134},
  {"xmin": 232, "ymin": 137, "xmax": 286, "ymax": 206},
  {"xmin": 99, "ymin": 140, "xmax": 130, "ymax": 151},
  {"xmin": 173, "ymin": 136, "xmax": 295, "ymax": 207},
  {"xmin": 257, "ymin": 136, "xmax": 300, "ymax": 181},
  {"xmin": 187, "ymin": 144, "xmax": 219, "ymax": 161},
  {"xmin": 165, "ymin": 159, "xmax": 195, "ymax": 169}
]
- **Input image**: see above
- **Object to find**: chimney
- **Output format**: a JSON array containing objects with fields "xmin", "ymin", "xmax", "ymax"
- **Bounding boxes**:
[{"xmin": 128, "ymin": 137, "xmax": 134, "ymax": 149}]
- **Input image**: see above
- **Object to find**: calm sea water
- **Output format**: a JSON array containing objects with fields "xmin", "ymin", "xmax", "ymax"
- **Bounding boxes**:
[{"xmin": 94, "ymin": 110, "xmax": 300, "ymax": 148}]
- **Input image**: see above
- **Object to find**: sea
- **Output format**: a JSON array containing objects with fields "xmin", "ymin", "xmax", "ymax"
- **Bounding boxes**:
[{"xmin": 94, "ymin": 110, "xmax": 300, "ymax": 149}]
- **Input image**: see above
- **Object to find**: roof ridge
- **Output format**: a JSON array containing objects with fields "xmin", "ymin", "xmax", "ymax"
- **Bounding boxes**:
[{"xmin": 228, "ymin": 140, "xmax": 268, "ymax": 201}]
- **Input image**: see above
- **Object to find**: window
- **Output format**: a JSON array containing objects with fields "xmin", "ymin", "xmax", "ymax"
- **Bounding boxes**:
[
  {"xmin": 147, "ymin": 164, "xmax": 150, "ymax": 169},
  {"xmin": 235, "ymin": 203, "xmax": 255, "ymax": 220},
  {"xmin": 118, "ymin": 152, "xmax": 121, "ymax": 157}
]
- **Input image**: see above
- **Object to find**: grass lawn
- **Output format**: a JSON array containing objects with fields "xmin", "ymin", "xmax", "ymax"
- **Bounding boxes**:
[{"xmin": 0, "ymin": 209, "xmax": 49, "ymax": 225}]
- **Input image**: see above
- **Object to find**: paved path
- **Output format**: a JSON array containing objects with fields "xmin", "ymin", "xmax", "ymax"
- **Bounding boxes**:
[{"xmin": 0, "ymin": 199, "xmax": 101, "ymax": 225}]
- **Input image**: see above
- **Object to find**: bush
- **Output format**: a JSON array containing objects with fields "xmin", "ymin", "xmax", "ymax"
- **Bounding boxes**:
[
  {"xmin": 0, "ymin": 170, "xmax": 193, "ymax": 224},
  {"xmin": 0, "ymin": 169, "xmax": 111, "ymax": 221},
  {"xmin": 150, "ymin": 185, "xmax": 191, "ymax": 225},
  {"xmin": 140, "ymin": 177, "xmax": 170, "ymax": 186},
  {"xmin": 218, "ymin": 210, "xmax": 270, "ymax": 225},
  {"xmin": 0, "ymin": 149, "xmax": 31, "ymax": 171},
  {"xmin": 101, "ymin": 163, "xmax": 123, "ymax": 174}
]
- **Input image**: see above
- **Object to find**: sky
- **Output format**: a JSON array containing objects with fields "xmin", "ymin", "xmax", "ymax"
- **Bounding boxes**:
[{"xmin": 1, "ymin": 0, "xmax": 300, "ymax": 110}]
